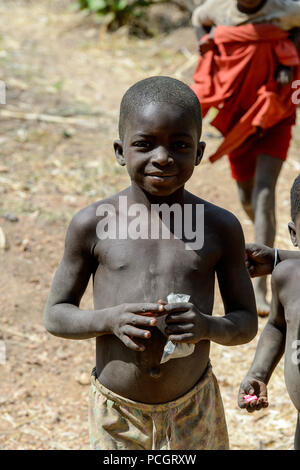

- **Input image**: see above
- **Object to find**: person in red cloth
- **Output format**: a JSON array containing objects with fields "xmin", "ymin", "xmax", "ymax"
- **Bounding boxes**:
[{"xmin": 191, "ymin": 0, "xmax": 300, "ymax": 316}]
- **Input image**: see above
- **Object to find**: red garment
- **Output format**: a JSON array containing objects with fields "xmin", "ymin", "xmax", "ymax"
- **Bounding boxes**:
[
  {"xmin": 228, "ymin": 119, "xmax": 292, "ymax": 181},
  {"xmin": 191, "ymin": 23, "xmax": 300, "ymax": 177}
]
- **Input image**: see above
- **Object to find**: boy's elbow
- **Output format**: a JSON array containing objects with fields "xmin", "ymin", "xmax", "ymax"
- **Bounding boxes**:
[
  {"xmin": 44, "ymin": 305, "xmax": 59, "ymax": 336},
  {"xmin": 44, "ymin": 312, "xmax": 54, "ymax": 335},
  {"xmin": 241, "ymin": 312, "xmax": 258, "ymax": 343}
]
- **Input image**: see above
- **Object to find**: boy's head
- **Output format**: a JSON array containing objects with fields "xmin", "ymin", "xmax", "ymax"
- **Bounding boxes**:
[
  {"xmin": 289, "ymin": 174, "xmax": 300, "ymax": 247},
  {"xmin": 114, "ymin": 76, "xmax": 205, "ymax": 197}
]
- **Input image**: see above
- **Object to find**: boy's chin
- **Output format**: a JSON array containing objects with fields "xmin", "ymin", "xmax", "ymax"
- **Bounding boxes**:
[{"xmin": 143, "ymin": 185, "xmax": 180, "ymax": 198}]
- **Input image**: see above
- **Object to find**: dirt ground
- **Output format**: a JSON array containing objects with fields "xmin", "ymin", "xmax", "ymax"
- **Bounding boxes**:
[{"xmin": 1, "ymin": 0, "xmax": 300, "ymax": 451}]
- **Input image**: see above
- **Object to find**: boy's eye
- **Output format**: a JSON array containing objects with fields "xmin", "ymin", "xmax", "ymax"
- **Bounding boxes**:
[
  {"xmin": 132, "ymin": 141, "xmax": 152, "ymax": 149},
  {"xmin": 173, "ymin": 142, "xmax": 190, "ymax": 150}
]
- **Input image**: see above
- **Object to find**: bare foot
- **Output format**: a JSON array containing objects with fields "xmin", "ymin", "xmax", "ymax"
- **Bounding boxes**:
[
  {"xmin": 253, "ymin": 277, "xmax": 270, "ymax": 317},
  {"xmin": 255, "ymin": 295, "xmax": 270, "ymax": 317}
]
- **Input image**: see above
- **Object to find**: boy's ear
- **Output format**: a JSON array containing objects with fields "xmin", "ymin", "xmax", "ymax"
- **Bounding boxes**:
[
  {"xmin": 288, "ymin": 221, "xmax": 298, "ymax": 247},
  {"xmin": 195, "ymin": 141, "xmax": 206, "ymax": 166},
  {"xmin": 114, "ymin": 139, "xmax": 126, "ymax": 166}
]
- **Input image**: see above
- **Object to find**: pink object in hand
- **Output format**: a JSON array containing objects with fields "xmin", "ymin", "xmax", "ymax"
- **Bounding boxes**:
[{"xmin": 244, "ymin": 394, "xmax": 258, "ymax": 403}]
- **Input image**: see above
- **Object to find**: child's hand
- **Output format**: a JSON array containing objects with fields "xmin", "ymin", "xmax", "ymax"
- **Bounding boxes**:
[
  {"xmin": 164, "ymin": 302, "xmax": 209, "ymax": 344},
  {"xmin": 198, "ymin": 37, "xmax": 214, "ymax": 56},
  {"xmin": 238, "ymin": 376, "xmax": 269, "ymax": 413},
  {"xmin": 109, "ymin": 303, "xmax": 165, "ymax": 352},
  {"xmin": 245, "ymin": 243, "xmax": 275, "ymax": 277}
]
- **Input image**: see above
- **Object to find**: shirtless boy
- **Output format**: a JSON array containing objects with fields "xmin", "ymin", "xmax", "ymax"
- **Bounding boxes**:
[
  {"xmin": 238, "ymin": 174, "xmax": 300, "ymax": 449},
  {"xmin": 44, "ymin": 76, "xmax": 257, "ymax": 450},
  {"xmin": 191, "ymin": 0, "xmax": 300, "ymax": 316}
]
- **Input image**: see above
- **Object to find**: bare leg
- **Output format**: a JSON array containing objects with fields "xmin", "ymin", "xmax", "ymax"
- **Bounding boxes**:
[
  {"xmin": 236, "ymin": 179, "xmax": 255, "ymax": 222},
  {"xmin": 295, "ymin": 412, "xmax": 300, "ymax": 450},
  {"xmin": 251, "ymin": 154, "xmax": 283, "ymax": 316}
]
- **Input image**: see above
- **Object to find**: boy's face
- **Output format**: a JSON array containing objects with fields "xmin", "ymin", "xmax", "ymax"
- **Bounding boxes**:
[
  {"xmin": 288, "ymin": 213, "xmax": 300, "ymax": 248},
  {"xmin": 114, "ymin": 102, "xmax": 205, "ymax": 197}
]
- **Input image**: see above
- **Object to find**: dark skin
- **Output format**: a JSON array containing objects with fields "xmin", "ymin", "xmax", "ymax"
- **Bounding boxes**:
[
  {"xmin": 239, "ymin": 213, "xmax": 300, "ymax": 449},
  {"xmin": 45, "ymin": 101, "xmax": 257, "ymax": 404},
  {"xmin": 245, "ymin": 242, "xmax": 300, "ymax": 277},
  {"xmin": 237, "ymin": 155, "xmax": 284, "ymax": 316}
]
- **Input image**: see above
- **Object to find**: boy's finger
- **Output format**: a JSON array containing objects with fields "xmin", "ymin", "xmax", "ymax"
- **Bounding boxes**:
[
  {"xmin": 163, "ymin": 302, "xmax": 191, "ymax": 313},
  {"xmin": 237, "ymin": 390, "xmax": 246, "ymax": 408},
  {"xmin": 165, "ymin": 312, "xmax": 192, "ymax": 324},
  {"xmin": 246, "ymin": 406, "xmax": 256, "ymax": 414},
  {"xmin": 257, "ymin": 397, "xmax": 268, "ymax": 407},
  {"xmin": 123, "ymin": 325, "xmax": 152, "ymax": 339},
  {"xmin": 120, "ymin": 334, "xmax": 146, "ymax": 352},
  {"xmin": 168, "ymin": 332, "xmax": 194, "ymax": 343},
  {"xmin": 249, "ymin": 399, "xmax": 259, "ymax": 409},
  {"xmin": 165, "ymin": 323, "xmax": 193, "ymax": 334},
  {"xmin": 128, "ymin": 314, "xmax": 157, "ymax": 327},
  {"xmin": 238, "ymin": 399, "xmax": 247, "ymax": 409},
  {"xmin": 129, "ymin": 303, "xmax": 165, "ymax": 315},
  {"xmin": 254, "ymin": 402, "xmax": 263, "ymax": 411}
]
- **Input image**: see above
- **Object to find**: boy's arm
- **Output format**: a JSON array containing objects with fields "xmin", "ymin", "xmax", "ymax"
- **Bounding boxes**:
[
  {"xmin": 245, "ymin": 243, "xmax": 300, "ymax": 277},
  {"xmin": 210, "ymin": 213, "xmax": 258, "ymax": 345},
  {"xmin": 238, "ymin": 267, "xmax": 287, "ymax": 411},
  {"xmin": 44, "ymin": 210, "xmax": 106, "ymax": 340}
]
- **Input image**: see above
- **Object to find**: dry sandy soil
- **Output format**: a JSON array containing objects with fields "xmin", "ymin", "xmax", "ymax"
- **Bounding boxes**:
[{"xmin": 0, "ymin": 0, "xmax": 300, "ymax": 450}]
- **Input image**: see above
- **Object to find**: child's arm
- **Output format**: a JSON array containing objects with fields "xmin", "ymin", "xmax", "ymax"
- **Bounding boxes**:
[
  {"xmin": 44, "ymin": 209, "xmax": 163, "ymax": 350},
  {"xmin": 245, "ymin": 243, "xmax": 300, "ymax": 277},
  {"xmin": 208, "ymin": 213, "xmax": 258, "ymax": 345},
  {"xmin": 164, "ymin": 213, "xmax": 257, "ymax": 346},
  {"xmin": 238, "ymin": 266, "xmax": 287, "ymax": 412}
]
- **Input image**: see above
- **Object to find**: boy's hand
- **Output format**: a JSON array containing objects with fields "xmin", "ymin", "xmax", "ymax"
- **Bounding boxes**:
[
  {"xmin": 245, "ymin": 243, "xmax": 275, "ymax": 277},
  {"xmin": 198, "ymin": 37, "xmax": 214, "ymax": 56},
  {"xmin": 238, "ymin": 376, "xmax": 269, "ymax": 413},
  {"xmin": 164, "ymin": 302, "xmax": 209, "ymax": 344},
  {"xmin": 109, "ymin": 303, "xmax": 165, "ymax": 352}
]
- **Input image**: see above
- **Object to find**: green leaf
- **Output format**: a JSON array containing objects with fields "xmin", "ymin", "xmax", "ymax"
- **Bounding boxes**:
[{"xmin": 88, "ymin": 0, "xmax": 107, "ymax": 11}]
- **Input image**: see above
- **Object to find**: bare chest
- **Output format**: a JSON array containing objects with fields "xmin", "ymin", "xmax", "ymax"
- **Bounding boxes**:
[{"xmin": 92, "ymin": 236, "xmax": 220, "ymax": 308}]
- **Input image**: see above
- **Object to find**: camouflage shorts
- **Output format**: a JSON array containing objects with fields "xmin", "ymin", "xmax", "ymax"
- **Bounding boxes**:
[{"xmin": 88, "ymin": 362, "xmax": 229, "ymax": 450}]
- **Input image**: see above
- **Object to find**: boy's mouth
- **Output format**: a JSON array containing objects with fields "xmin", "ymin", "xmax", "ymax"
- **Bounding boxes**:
[{"xmin": 145, "ymin": 173, "xmax": 177, "ymax": 182}]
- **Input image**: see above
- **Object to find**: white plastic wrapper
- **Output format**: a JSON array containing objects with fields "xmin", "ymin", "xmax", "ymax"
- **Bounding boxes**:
[{"xmin": 160, "ymin": 293, "xmax": 195, "ymax": 364}]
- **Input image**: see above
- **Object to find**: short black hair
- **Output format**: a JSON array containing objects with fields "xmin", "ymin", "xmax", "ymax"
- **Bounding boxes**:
[
  {"xmin": 291, "ymin": 174, "xmax": 300, "ymax": 222},
  {"xmin": 118, "ymin": 76, "xmax": 202, "ymax": 141}
]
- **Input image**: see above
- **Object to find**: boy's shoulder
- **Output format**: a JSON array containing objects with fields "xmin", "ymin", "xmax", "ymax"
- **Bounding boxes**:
[
  {"xmin": 186, "ymin": 191, "xmax": 242, "ymax": 231},
  {"xmin": 272, "ymin": 258, "xmax": 300, "ymax": 287},
  {"xmin": 67, "ymin": 191, "xmax": 127, "ymax": 243}
]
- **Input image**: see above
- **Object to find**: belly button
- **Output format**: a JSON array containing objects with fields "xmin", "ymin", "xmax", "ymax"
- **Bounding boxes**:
[{"xmin": 150, "ymin": 367, "xmax": 161, "ymax": 379}]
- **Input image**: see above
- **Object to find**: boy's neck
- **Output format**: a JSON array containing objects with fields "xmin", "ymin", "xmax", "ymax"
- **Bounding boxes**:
[
  {"xmin": 129, "ymin": 182, "xmax": 185, "ymax": 207},
  {"xmin": 237, "ymin": 0, "xmax": 267, "ymax": 14}
]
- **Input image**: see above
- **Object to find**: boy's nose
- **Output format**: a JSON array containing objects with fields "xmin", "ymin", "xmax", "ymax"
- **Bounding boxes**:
[{"xmin": 151, "ymin": 147, "xmax": 173, "ymax": 166}]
